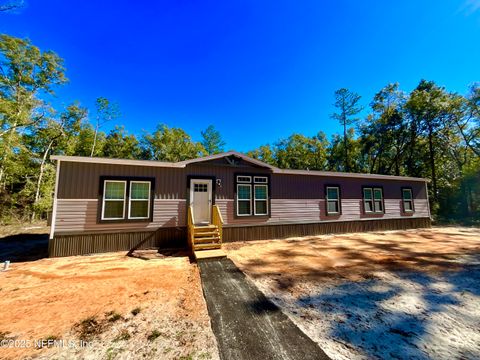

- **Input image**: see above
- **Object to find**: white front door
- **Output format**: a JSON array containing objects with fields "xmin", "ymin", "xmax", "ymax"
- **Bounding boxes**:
[{"xmin": 190, "ymin": 179, "xmax": 212, "ymax": 225}]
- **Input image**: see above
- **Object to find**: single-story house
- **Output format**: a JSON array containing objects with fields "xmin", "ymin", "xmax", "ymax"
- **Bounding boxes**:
[{"xmin": 49, "ymin": 151, "xmax": 431, "ymax": 257}]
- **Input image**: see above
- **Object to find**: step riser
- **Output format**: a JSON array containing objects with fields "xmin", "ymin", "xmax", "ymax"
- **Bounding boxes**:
[
  {"xmin": 193, "ymin": 239, "xmax": 220, "ymax": 245},
  {"xmin": 194, "ymin": 236, "xmax": 220, "ymax": 241},
  {"xmin": 194, "ymin": 225, "xmax": 218, "ymax": 230},
  {"xmin": 194, "ymin": 232, "xmax": 219, "ymax": 237},
  {"xmin": 194, "ymin": 244, "xmax": 222, "ymax": 250}
]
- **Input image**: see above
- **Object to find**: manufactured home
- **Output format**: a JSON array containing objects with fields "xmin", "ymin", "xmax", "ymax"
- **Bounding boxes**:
[{"xmin": 49, "ymin": 151, "xmax": 431, "ymax": 257}]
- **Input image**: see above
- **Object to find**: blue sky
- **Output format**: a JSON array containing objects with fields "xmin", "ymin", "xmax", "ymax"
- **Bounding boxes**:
[{"xmin": 1, "ymin": 0, "xmax": 479, "ymax": 151}]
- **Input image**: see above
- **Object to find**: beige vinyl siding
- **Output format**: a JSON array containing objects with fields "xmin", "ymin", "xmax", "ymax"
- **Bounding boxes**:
[
  {"xmin": 216, "ymin": 198, "xmax": 430, "ymax": 226},
  {"xmin": 55, "ymin": 197, "xmax": 429, "ymax": 233},
  {"xmin": 55, "ymin": 199, "xmax": 186, "ymax": 233}
]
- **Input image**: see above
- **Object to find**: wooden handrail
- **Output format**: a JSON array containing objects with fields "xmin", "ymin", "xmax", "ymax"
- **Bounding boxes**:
[
  {"xmin": 187, "ymin": 206, "xmax": 195, "ymax": 253},
  {"xmin": 212, "ymin": 205, "xmax": 224, "ymax": 244}
]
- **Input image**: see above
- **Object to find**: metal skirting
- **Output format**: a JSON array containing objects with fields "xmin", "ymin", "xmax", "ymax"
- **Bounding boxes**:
[
  {"xmin": 49, "ymin": 217, "xmax": 430, "ymax": 257},
  {"xmin": 222, "ymin": 217, "xmax": 432, "ymax": 242},
  {"xmin": 49, "ymin": 227, "xmax": 187, "ymax": 257}
]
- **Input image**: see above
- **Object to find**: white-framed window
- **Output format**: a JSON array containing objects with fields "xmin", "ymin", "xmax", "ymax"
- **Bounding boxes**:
[
  {"xmin": 102, "ymin": 180, "xmax": 127, "ymax": 220},
  {"xmin": 326, "ymin": 186, "xmax": 340, "ymax": 215},
  {"xmin": 402, "ymin": 188, "xmax": 414, "ymax": 212},
  {"xmin": 237, "ymin": 184, "xmax": 252, "ymax": 216},
  {"xmin": 236, "ymin": 175, "xmax": 269, "ymax": 216},
  {"xmin": 363, "ymin": 187, "xmax": 383, "ymax": 213},
  {"xmin": 237, "ymin": 176, "xmax": 252, "ymax": 183},
  {"xmin": 254, "ymin": 176, "xmax": 268, "ymax": 184},
  {"xmin": 129, "ymin": 181, "xmax": 151, "ymax": 219},
  {"xmin": 254, "ymin": 184, "xmax": 268, "ymax": 215}
]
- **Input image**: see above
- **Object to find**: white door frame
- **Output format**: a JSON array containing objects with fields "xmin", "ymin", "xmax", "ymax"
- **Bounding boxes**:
[{"xmin": 189, "ymin": 178, "xmax": 213, "ymax": 225}]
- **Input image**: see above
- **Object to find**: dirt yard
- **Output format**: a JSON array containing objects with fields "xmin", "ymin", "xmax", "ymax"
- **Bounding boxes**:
[
  {"xmin": 225, "ymin": 227, "xmax": 480, "ymax": 360},
  {"xmin": 0, "ymin": 251, "xmax": 219, "ymax": 360}
]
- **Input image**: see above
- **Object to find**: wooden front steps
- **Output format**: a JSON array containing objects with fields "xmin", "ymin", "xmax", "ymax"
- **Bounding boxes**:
[
  {"xmin": 188, "ymin": 205, "xmax": 225, "ymax": 261},
  {"xmin": 192, "ymin": 224, "xmax": 225, "ymax": 260},
  {"xmin": 193, "ymin": 225, "xmax": 221, "ymax": 250}
]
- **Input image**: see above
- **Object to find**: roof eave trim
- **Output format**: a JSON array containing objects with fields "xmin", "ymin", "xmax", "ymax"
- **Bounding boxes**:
[
  {"xmin": 50, "ymin": 155, "xmax": 183, "ymax": 168},
  {"xmin": 273, "ymin": 169, "xmax": 428, "ymax": 182}
]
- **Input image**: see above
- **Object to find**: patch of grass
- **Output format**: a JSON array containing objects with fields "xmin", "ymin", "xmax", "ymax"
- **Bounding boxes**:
[
  {"xmin": 106, "ymin": 311, "xmax": 122, "ymax": 322},
  {"xmin": 0, "ymin": 331, "xmax": 13, "ymax": 341},
  {"xmin": 147, "ymin": 329, "xmax": 162, "ymax": 342},
  {"xmin": 178, "ymin": 355, "xmax": 194, "ymax": 360},
  {"xmin": 198, "ymin": 352, "xmax": 212, "ymax": 359},
  {"xmin": 175, "ymin": 330, "xmax": 189, "ymax": 346},
  {"xmin": 44, "ymin": 335, "xmax": 60, "ymax": 341},
  {"xmin": 163, "ymin": 347, "xmax": 173, "ymax": 354},
  {"xmin": 113, "ymin": 329, "xmax": 131, "ymax": 342},
  {"xmin": 74, "ymin": 316, "xmax": 104, "ymax": 341},
  {"xmin": 105, "ymin": 346, "xmax": 123, "ymax": 360},
  {"xmin": 130, "ymin": 307, "xmax": 141, "ymax": 316},
  {"xmin": 175, "ymin": 330, "xmax": 186, "ymax": 340}
]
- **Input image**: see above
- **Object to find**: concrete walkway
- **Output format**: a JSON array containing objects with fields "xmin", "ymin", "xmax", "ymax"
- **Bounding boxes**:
[{"xmin": 198, "ymin": 258, "xmax": 330, "ymax": 360}]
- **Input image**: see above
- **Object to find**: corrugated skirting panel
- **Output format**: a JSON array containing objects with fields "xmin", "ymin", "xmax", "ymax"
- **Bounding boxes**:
[
  {"xmin": 49, "ymin": 218, "xmax": 431, "ymax": 257},
  {"xmin": 222, "ymin": 217, "xmax": 431, "ymax": 242},
  {"xmin": 49, "ymin": 227, "xmax": 187, "ymax": 257}
]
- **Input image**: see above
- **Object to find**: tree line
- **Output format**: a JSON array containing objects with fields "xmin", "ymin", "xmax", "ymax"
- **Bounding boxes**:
[
  {"xmin": 0, "ymin": 35, "xmax": 225, "ymax": 222},
  {"xmin": 247, "ymin": 83, "xmax": 480, "ymax": 223},
  {"xmin": 1, "ymin": 34, "xmax": 479, "ymax": 224}
]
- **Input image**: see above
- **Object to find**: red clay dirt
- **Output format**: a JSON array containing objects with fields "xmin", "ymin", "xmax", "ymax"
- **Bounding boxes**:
[{"xmin": 0, "ymin": 251, "xmax": 218, "ymax": 359}]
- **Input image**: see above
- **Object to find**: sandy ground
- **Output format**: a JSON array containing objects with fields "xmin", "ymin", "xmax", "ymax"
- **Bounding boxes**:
[
  {"xmin": 225, "ymin": 227, "xmax": 480, "ymax": 360},
  {"xmin": 0, "ymin": 251, "xmax": 219, "ymax": 360},
  {"xmin": 0, "ymin": 222, "xmax": 49, "ymax": 238}
]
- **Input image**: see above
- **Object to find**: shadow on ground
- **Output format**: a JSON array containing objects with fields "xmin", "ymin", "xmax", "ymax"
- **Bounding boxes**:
[
  {"xmin": 229, "ymin": 228, "xmax": 480, "ymax": 286},
  {"xmin": 0, "ymin": 233, "xmax": 49, "ymax": 262},
  {"xmin": 226, "ymin": 228, "xmax": 480, "ymax": 359},
  {"xmin": 127, "ymin": 248, "xmax": 190, "ymax": 260},
  {"xmin": 294, "ymin": 265, "xmax": 480, "ymax": 359}
]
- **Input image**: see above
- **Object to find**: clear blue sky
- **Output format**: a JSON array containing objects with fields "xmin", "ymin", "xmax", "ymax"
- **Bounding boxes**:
[{"xmin": 1, "ymin": 0, "xmax": 479, "ymax": 151}]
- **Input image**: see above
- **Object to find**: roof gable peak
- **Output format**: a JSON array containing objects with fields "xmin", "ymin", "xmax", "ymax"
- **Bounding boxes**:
[{"xmin": 175, "ymin": 151, "xmax": 278, "ymax": 170}]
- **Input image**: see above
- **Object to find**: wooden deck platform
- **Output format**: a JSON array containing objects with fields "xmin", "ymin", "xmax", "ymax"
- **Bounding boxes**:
[{"xmin": 194, "ymin": 249, "xmax": 227, "ymax": 261}]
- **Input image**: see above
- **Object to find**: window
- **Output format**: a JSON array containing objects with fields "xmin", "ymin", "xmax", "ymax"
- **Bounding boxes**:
[
  {"xmin": 101, "ymin": 177, "xmax": 153, "ymax": 221},
  {"xmin": 102, "ymin": 180, "xmax": 126, "ymax": 220},
  {"xmin": 326, "ymin": 186, "xmax": 340, "ymax": 215},
  {"xmin": 254, "ymin": 176, "xmax": 268, "ymax": 183},
  {"xmin": 363, "ymin": 187, "xmax": 383, "ymax": 213},
  {"xmin": 237, "ymin": 184, "xmax": 252, "ymax": 216},
  {"xmin": 194, "ymin": 183, "xmax": 208, "ymax": 192},
  {"xmin": 236, "ymin": 175, "xmax": 269, "ymax": 217},
  {"xmin": 402, "ymin": 188, "xmax": 414, "ymax": 213},
  {"xmin": 129, "ymin": 181, "xmax": 151, "ymax": 219},
  {"xmin": 254, "ymin": 184, "xmax": 268, "ymax": 215},
  {"xmin": 237, "ymin": 176, "xmax": 252, "ymax": 183}
]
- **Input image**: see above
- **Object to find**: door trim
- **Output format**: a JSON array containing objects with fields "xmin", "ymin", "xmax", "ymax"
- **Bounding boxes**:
[{"xmin": 189, "ymin": 178, "xmax": 214, "ymax": 225}]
